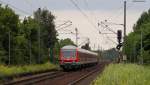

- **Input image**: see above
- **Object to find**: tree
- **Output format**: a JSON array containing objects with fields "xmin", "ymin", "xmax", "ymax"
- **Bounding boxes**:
[
  {"xmin": 20, "ymin": 17, "xmax": 40, "ymax": 64},
  {"xmin": 34, "ymin": 8, "xmax": 57, "ymax": 48},
  {"xmin": 123, "ymin": 9, "xmax": 150, "ymax": 63}
]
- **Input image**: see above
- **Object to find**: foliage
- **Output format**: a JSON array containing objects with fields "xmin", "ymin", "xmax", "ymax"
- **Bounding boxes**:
[
  {"xmin": 92, "ymin": 64, "xmax": 150, "ymax": 85},
  {"xmin": 123, "ymin": 9, "xmax": 150, "ymax": 63}
]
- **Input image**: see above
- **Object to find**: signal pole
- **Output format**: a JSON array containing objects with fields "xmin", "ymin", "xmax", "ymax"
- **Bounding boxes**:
[{"xmin": 124, "ymin": 1, "xmax": 127, "ymax": 41}]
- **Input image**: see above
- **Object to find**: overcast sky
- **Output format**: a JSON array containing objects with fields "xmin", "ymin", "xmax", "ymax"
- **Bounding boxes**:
[{"xmin": 1, "ymin": 0, "xmax": 150, "ymax": 50}]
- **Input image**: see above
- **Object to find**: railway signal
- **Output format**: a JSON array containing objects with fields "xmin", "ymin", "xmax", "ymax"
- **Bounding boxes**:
[
  {"xmin": 117, "ymin": 30, "xmax": 122, "ymax": 44},
  {"xmin": 116, "ymin": 30, "xmax": 122, "ymax": 50}
]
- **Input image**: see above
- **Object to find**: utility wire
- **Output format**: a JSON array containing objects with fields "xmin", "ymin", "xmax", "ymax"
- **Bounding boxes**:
[
  {"xmin": 81, "ymin": 0, "xmax": 117, "ymax": 47},
  {"xmin": 56, "ymin": 24, "xmax": 72, "ymax": 31},
  {"xmin": 98, "ymin": 21, "xmax": 116, "ymax": 34},
  {"xmin": 69, "ymin": 0, "xmax": 101, "ymax": 48},
  {"xmin": 56, "ymin": 20, "xmax": 72, "ymax": 29}
]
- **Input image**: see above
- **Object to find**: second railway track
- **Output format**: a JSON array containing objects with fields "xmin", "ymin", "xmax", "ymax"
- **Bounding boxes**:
[{"xmin": 4, "ymin": 71, "xmax": 66, "ymax": 85}]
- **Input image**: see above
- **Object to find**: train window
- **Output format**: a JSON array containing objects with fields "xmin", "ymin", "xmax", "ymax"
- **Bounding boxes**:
[{"xmin": 62, "ymin": 50, "xmax": 76, "ymax": 58}]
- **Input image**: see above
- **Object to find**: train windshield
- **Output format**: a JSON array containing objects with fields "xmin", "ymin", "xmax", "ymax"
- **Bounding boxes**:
[{"xmin": 62, "ymin": 50, "xmax": 76, "ymax": 58}]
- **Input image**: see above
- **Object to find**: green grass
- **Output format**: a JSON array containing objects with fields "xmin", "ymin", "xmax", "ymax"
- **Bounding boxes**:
[
  {"xmin": 92, "ymin": 64, "xmax": 150, "ymax": 85},
  {"xmin": 0, "ymin": 62, "xmax": 58, "ymax": 80}
]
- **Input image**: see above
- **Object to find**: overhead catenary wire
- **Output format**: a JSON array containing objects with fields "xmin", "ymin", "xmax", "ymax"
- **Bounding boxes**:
[
  {"xmin": 82, "ymin": 0, "xmax": 118, "ymax": 47},
  {"xmin": 73, "ymin": 0, "xmax": 120, "ymax": 48},
  {"xmin": 98, "ymin": 21, "xmax": 117, "ymax": 34},
  {"xmin": 56, "ymin": 20, "xmax": 72, "ymax": 29}
]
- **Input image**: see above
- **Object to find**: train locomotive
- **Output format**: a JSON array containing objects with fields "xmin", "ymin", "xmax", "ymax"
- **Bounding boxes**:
[{"xmin": 59, "ymin": 45, "xmax": 98, "ymax": 70}]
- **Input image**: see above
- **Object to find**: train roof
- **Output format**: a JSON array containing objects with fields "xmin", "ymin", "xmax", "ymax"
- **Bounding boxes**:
[
  {"xmin": 78, "ymin": 48, "xmax": 98, "ymax": 56},
  {"xmin": 61, "ymin": 45, "xmax": 98, "ymax": 56},
  {"xmin": 61, "ymin": 45, "xmax": 77, "ymax": 50}
]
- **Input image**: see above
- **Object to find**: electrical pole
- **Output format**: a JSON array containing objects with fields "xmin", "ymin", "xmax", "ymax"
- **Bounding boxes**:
[
  {"xmin": 123, "ymin": 1, "xmax": 127, "ymax": 62},
  {"xmin": 8, "ymin": 31, "xmax": 10, "ymax": 65},
  {"xmin": 75, "ymin": 28, "xmax": 78, "ymax": 47},
  {"xmin": 124, "ymin": 1, "xmax": 127, "ymax": 40}
]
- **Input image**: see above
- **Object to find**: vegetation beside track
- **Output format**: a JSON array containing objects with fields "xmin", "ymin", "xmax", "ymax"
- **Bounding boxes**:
[
  {"xmin": 0, "ymin": 62, "xmax": 58, "ymax": 81},
  {"xmin": 92, "ymin": 64, "xmax": 150, "ymax": 85}
]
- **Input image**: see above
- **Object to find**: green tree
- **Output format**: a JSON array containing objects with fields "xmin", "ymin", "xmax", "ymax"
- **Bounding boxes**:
[
  {"xmin": 123, "ymin": 9, "xmax": 150, "ymax": 63},
  {"xmin": 34, "ymin": 8, "xmax": 57, "ymax": 48},
  {"xmin": 20, "ymin": 17, "xmax": 40, "ymax": 64}
]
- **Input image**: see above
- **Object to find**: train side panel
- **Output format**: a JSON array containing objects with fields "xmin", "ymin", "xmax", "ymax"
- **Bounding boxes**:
[{"xmin": 78, "ymin": 51, "xmax": 98, "ymax": 66}]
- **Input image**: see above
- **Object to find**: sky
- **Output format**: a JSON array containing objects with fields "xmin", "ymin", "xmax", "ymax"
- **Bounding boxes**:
[{"xmin": 0, "ymin": 0, "xmax": 150, "ymax": 50}]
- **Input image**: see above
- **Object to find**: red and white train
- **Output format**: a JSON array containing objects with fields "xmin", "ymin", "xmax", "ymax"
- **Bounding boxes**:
[{"xmin": 59, "ymin": 45, "xmax": 98, "ymax": 70}]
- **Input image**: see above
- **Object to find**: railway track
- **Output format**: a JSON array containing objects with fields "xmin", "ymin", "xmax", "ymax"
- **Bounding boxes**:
[
  {"xmin": 4, "ymin": 71, "xmax": 66, "ymax": 85},
  {"xmin": 4, "ymin": 61, "xmax": 109, "ymax": 85},
  {"xmin": 68, "ymin": 62, "xmax": 106, "ymax": 85},
  {"xmin": 68, "ymin": 67, "xmax": 101, "ymax": 85}
]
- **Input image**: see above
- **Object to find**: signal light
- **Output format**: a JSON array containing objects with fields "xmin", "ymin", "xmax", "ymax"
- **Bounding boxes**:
[{"xmin": 117, "ymin": 30, "xmax": 122, "ymax": 44}]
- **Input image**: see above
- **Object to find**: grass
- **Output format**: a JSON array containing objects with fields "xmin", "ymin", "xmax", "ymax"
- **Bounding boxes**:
[
  {"xmin": 0, "ymin": 62, "xmax": 58, "ymax": 81},
  {"xmin": 92, "ymin": 64, "xmax": 150, "ymax": 85}
]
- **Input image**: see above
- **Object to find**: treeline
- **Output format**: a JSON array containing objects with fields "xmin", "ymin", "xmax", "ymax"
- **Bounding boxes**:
[
  {"xmin": 123, "ymin": 9, "xmax": 150, "ymax": 63},
  {"xmin": 0, "ymin": 5, "xmax": 75, "ymax": 65}
]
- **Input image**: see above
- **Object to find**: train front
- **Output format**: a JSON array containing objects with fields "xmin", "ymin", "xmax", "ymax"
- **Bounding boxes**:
[{"xmin": 59, "ymin": 45, "xmax": 79, "ymax": 70}]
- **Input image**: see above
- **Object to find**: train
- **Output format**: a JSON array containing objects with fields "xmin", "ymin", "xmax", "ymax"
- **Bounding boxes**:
[{"xmin": 59, "ymin": 45, "xmax": 98, "ymax": 70}]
